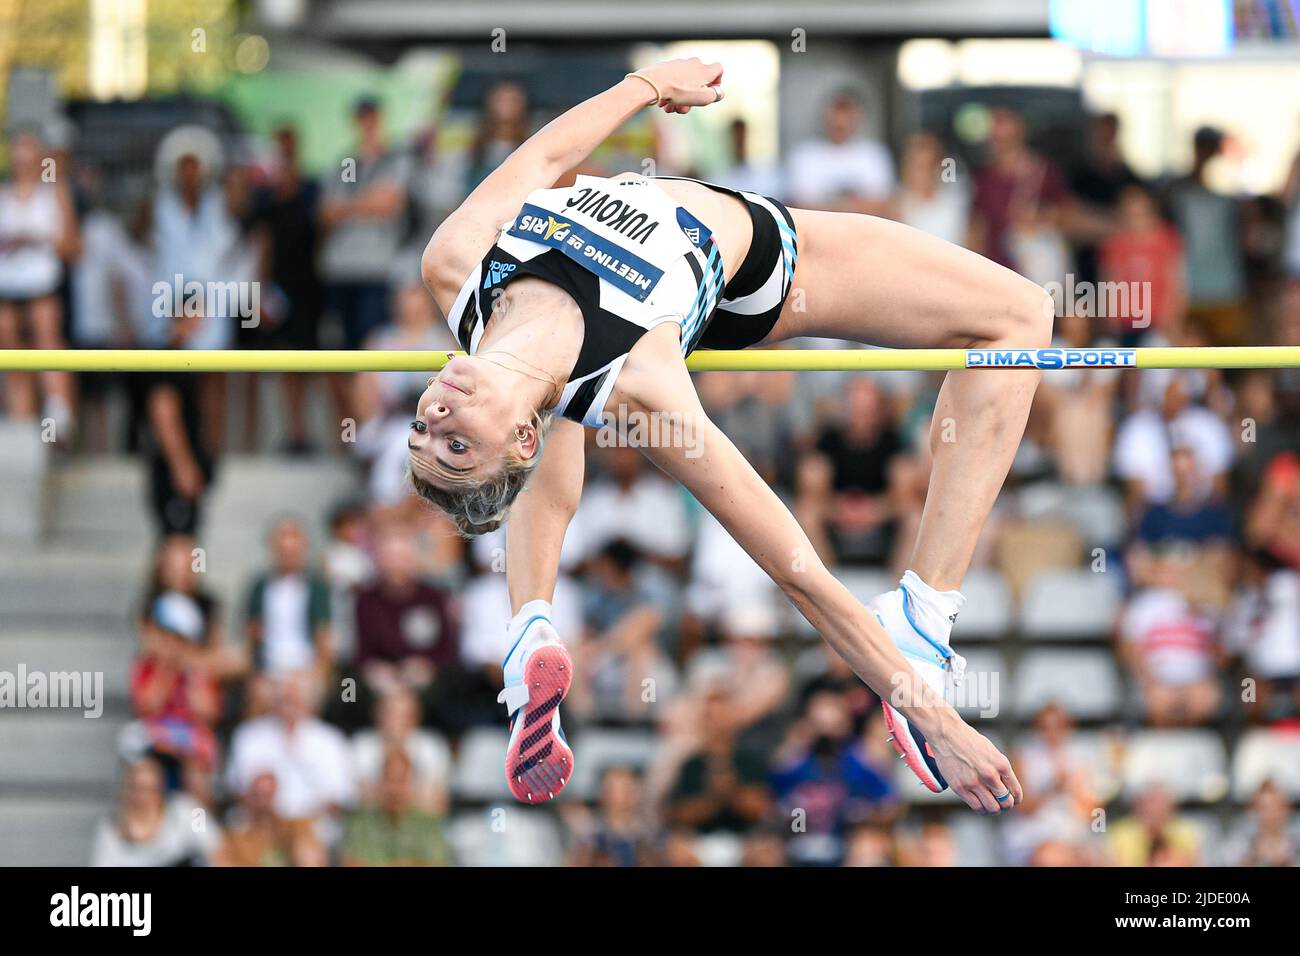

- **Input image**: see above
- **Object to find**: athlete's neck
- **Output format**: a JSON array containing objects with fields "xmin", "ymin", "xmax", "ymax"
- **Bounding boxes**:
[{"xmin": 478, "ymin": 276, "xmax": 583, "ymax": 405}]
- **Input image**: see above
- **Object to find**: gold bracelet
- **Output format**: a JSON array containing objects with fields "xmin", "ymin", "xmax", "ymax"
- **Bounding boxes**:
[{"xmin": 625, "ymin": 71, "xmax": 662, "ymax": 106}]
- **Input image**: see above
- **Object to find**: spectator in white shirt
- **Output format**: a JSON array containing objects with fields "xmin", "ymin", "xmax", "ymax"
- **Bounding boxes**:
[
  {"xmin": 1113, "ymin": 376, "xmax": 1234, "ymax": 511},
  {"xmin": 90, "ymin": 757, "xmax": 219, "ymax": 866},
  {"xmin": 351, "ymin": 687, "xmax": 450, "ymax": 813},
  {"xmin": 458, "ymin": 570, "xmax": 584, "ymax": 672},
  {"xmin": 226, "ymin": 670, "xmax": 356, "ymax": 844},
  {"xmin": 572, "ymin": 445, "xmax": 692, "ymax": 568},
  {"xmin": 892, "ymin": 131, "xmax": 970, "ymax": 247},
  {"xmin": 1225, "ymin": 557, "xmax": 1300, "ymax": 720},
  {"xmin": 0, "ymin": 129, "xmax": 78, "ymax": 428},
  {"xmin": 785, "ymin": 90, "xmax": 895, "ymax": 215},
  {"xmin": 244, "ymin": 516, "xmax": 334, "ymax": 678},
  {"xmin": 452, "ymin": 569, "xmax": 584, "ymax": 730},
  {"xmin": 686, "ymin": 509, "xmax": 779, "ymax": 626}
]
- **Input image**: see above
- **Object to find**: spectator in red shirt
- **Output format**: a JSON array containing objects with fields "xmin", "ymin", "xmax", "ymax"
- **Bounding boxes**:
[
  {"xmin": 354, "ymin": 526, "xmax": 459, "ymax": 725},
  {"xmin": 1118, "ymin": 554, "xmax": 1224, "ymax": 726},
  {"xmin": 969, "ymin": 107, "xmax": 1073, "ymax": 281},
  {"xmin": 1099, "ymin": 184, "xmax": 1187, "ymax": 343},
  {"xmin": 132, "ymin": 590, "xmax": 222, "ymax": 776},
  {"xmin": 1245, "ymin": 452, "xmax": 1300, "ymax": 572}
]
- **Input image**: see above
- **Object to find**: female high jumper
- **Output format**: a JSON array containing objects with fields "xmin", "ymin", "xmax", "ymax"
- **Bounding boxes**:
[{"xmin": 409, "ymin": 59, "xmax": 1046, "ymax": 814}]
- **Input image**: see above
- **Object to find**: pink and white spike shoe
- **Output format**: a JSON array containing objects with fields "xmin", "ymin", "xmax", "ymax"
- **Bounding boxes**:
[{"xmin": 497, "ymin": 601, "xmax": 574, "ymax": 803}]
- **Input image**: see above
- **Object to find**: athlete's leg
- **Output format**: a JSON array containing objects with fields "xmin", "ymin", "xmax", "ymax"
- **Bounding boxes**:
[
  {"xmin": 498, "ymin": 417, "xmax": 586, "ymax": 803},
  {"xmin": 763, "ymin": 210, "xmax": 1053, "ymax": 590}
]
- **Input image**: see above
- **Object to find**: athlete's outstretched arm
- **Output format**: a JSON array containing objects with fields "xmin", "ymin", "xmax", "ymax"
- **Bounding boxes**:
[
  {"xmin": 505, "ymin": 418, "xmax": 586, "ymax": 614},
  {"xmin": 422, "ymin": 58, "xmax": 725, "ymax": 312},
  {"xmin": 621, "ymin": 340, "xmax": 1022, "ymax": 815}
]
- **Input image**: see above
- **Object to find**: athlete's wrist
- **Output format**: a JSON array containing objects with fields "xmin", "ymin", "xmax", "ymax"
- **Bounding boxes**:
[
  {"xmin": 623, "ymin": 72, "xmax": 662, "ymax": 107},
  {"xmin": 905, "ymin": 698, "xmax": 960, "ymax": 747}
]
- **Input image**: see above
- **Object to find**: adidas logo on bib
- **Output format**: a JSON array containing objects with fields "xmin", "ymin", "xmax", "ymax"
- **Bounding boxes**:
[{"xmin": 483, "ymin": 260, "xmax": 517, "ymax": 290}]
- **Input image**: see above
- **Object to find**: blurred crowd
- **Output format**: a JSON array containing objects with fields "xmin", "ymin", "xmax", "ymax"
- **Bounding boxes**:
[{"xmin": 4, "ymin": 78, "xmax": 1300, "ymax": 867}]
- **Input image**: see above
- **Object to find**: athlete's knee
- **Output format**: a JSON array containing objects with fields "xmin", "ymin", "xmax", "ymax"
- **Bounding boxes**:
[{"xmin": 996, "ymin": 282, "xmax": 1054, "ymax": 349}]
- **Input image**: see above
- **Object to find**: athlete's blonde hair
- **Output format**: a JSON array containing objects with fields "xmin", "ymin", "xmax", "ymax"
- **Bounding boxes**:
[{"xmin": 407, "ymin": 409, "xmax": 554, "ymax": 536}]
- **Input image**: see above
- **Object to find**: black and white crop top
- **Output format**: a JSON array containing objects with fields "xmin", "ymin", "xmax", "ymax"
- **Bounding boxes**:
[{"xmin": 444, "ymin": 174, "xmax": 727, "ymax": 427}]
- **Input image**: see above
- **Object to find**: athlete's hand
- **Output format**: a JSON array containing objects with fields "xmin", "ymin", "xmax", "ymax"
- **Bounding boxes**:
[
  {"xmin": 639, "ymin": 58, "xmax": 725, "ymax": 114},
  {"xmin": 930, "ymin": 719, "xmax": 1023, "ymax": 815}
]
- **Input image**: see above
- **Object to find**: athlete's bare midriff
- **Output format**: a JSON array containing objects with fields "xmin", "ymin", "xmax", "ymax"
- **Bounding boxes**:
[{"xmin": 617, "ymin": 173, "xmax": 754, "ymax": 286}]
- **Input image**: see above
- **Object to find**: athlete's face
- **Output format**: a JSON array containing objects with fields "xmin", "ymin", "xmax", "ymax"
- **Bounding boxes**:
[{"xmin": 408, "ymin": 356, "xmax": 532, "ymax": 483}]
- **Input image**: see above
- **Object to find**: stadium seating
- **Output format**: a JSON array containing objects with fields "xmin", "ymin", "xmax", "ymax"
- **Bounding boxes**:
[
  {"xmin": 1121, "ymin": 730, "xmax": 1230, "ymax": 803},
  {"xmin": 948, "ymin": 815, "xmax": 999, "ymax": 867},
  {"xmin": 452, "ymin": 727, "xmax": 514, "ymax": 802},
  {"xmin": 0, "ymin": 419, "xmax": 48, "ymax": 543},
  {"xmin": 447, "ymin": 808, "xmax": 565, "ymax": 866},
  {"xmin": 1019, "ymin": 482, "xmax": 1128, "ymax": 552},
  {"xmin": 953, "ymin": 568, "xmax": 1014, "ymax": 640},
  {"xmin": 995, "ymin": 519, "xmax": 1082, "ymax": 600},
  {"xmin": 951, "ymin": 648, "xmax": 1008, "ymax": 719},
  {"xmin": 1013, "ymin": 649, "xmax": 1122, "ymax": 720},
  {"xmin": 1019, "ymin": 569, "xmax": 1121, "ymax": 640},
  {"xmin": 1182, "ymin": 810, "xmax": 1229, "ymax": 867},
  {"xmin": 566, "ymin": 728, "xmax": 661, "ymax": 801},
  {"xmin": 1230, "ymin": 729, "xmax": 1300, "ymax": 801},
  {"xmin": 836, "ymin": 568, "xmax": 896, "ymax": 603}
]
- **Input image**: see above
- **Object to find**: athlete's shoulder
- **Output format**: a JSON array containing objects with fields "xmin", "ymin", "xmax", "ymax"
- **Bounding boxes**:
[
  {"xmin": 610, "ymin": 323, "xmax": 696, "ymax": 414},
  {"xmin": 422, "ymin": 211, "xmax": 500, "ymax": 316}
]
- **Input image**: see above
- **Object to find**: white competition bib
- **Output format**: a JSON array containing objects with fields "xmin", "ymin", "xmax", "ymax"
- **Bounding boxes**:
[{"xmin": 504, "ymin": 175, "xmax": 710, "ymax": 302}]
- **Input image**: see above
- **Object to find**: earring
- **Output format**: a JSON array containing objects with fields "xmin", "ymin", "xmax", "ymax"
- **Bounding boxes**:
[{"xmin": 515, "ymin": 427, "xmax": 529, "ymax": 442}]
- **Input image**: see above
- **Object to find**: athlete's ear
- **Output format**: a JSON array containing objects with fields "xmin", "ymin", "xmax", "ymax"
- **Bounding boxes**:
[{"xmin": 514, "ymin": 423, "xmax": 539, "ymax": 460}]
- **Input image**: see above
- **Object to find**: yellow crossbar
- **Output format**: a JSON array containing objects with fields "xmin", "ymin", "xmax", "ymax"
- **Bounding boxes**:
[{"xmin": 0, "ymin": 347, "xmax": 1297, "ymax": 373}]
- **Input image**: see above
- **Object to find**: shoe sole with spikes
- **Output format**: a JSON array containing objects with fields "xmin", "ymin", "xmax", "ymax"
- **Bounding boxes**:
[
  {"xmin": 882, "ymin": 702, "xmax": 946, "ymax": 792},
  {"xmin": 504, "ymin": 643, "xmax": 574, "ymax": 804}
]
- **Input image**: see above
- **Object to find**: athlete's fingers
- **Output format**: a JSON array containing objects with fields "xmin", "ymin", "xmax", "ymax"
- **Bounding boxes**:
[
  {"xmin": 980, "ymin": 766, "xmax": 1014, "ymax": 811},
  {"xmin": 970, "ymin": 782, "xmax": 1003, "ymax": 815},
  {"xmin": 954, "ymin": 783, "xmax": 987, "ymax": 815},
  {"xmin": 986, "ymin": 752, "xmax": 1022, "ymax": 808},
  {"xmin": 1002, "ymin": 763, "xmax": 1024, "ymax": 806}
]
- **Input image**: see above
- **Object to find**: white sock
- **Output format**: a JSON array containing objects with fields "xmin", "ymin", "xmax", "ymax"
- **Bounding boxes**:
[
  {"xmin": 900, "ymin": 570, "xmax": 965, "ymax": 642},
  {"xmin": 508, "ymin": 599, "xmax": 554, "ymax": 636}
]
